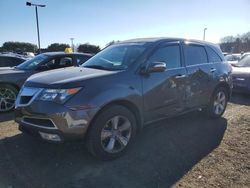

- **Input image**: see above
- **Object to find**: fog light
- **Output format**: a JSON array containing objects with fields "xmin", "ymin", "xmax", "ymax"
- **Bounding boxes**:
[{"xmin": 39, "ymin": 132, "xmax": 61, "ymax": 142}]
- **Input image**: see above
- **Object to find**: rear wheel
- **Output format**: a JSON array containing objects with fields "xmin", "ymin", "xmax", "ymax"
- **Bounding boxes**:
[
  {"xmin": 86, "ymin": 105, "xmax": 137, "ymax": 160},
  {"xmin": 207, "ymin": 87, "xmax": 228, "ymax": 118},
  {"xmin": 0, "ymin": 84, "xmax": 18, "ymax": 112}
]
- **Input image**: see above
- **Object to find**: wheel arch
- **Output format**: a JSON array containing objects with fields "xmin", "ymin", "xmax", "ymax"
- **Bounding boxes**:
[
  {"xmin": 212, "ymin": 82, "xmax": 231, "ymax": 101},
  {"xmin": 87, "ymin": 99, "xmax": 143, "ymax": 135}
]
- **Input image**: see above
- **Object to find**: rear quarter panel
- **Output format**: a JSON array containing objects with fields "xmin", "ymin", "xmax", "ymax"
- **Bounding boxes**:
[{"xmin": 211, "ymin": 61, "xmax": 233, "ymax": 96}]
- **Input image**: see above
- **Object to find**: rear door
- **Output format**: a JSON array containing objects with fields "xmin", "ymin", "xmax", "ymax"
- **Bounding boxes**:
[
  {"xmin": 143, "ymin": 42, "xmax": 187, "ymax": 122},
  {"xmin": 205, "ymin": 46, "xmax": 224, "ymax": 96},
  {"xmin": 183, "ymin": 42, "xmax": 214, "ymax": 108}
]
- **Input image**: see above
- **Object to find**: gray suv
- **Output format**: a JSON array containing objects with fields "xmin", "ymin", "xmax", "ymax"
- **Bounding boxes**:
[{"xmin": 15, "ymin": 38, "xmax": 233, "ymax": 160}]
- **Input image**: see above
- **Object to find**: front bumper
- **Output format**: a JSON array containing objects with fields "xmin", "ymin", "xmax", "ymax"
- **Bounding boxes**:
[
  {"xmin": 15, "ymin": 100, "xmax": 98, "ymax": 142},
  {"xmin": 19, "ymin": 122, "xmax": 65, "ymax": 142},
  {"xmin": 232, "ymin": 78, "xmax": 250, "ymax": 94}
]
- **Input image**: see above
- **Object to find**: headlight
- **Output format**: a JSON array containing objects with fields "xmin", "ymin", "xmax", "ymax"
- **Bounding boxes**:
[{"xmin": 38, "ymin": 87, "xmax": 81, "ymax": 104}]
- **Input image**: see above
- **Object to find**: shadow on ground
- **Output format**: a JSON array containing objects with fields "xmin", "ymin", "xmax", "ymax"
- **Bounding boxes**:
[
  {"xmin": 0, "ymin": 112, "xmax": 14, "ymax": 123},
  {"xmin": 0, "ymin": 112, "xmax": 227, "ymax": 188},
  {"xmin": 230, "ymin": 93, "xmax": 250, "ymax": 106}
]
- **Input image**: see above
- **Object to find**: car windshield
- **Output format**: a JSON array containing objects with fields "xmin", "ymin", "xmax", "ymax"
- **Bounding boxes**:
[
  {"xmin": 235, "ymin": 55, "xmax": 250, "ymax": 67},
  {"xmin": 82, "ymin": 43, "xmax": 147, "ymax": 71},
  {"xmin": 16, "ymin": 54, "xmax": 48, "ymax": 70}
]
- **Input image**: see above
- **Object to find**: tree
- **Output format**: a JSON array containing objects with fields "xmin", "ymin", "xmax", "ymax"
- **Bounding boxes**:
[
  {"xmin": 47, "ymin": 43, "xmax": 70, "ymax": 52},
  {"xmin": 220, "ymin": 31, "xmax": 250, "ymax": 53},
  {"xmin": 220, "ymin": 36, "xmax": 236, "ymax": 43},
  {"xmin": 242, "ymin": 32, "xmax": 250, "ymax": 42},
  {"xmin": 77, "ymin": 43, "xmax": 101, "ymax": 54},
  {"xmin": 1, "ymin": 41, "xmax": 37, "ymax": 52}
]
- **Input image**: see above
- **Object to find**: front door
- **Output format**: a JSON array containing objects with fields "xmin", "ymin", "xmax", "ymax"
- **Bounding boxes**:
[{"xmin": 142, "ymin": 42, "xmax": 187, "ymax": 122}]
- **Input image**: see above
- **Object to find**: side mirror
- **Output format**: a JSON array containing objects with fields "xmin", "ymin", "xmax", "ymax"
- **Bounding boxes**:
[{"xmin": 148, "ymin": 62, "xmax": 167, "ymax": 73}]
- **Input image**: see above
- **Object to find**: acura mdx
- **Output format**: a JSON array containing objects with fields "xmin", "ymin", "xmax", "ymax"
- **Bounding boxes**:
[{"xmin": 15, "ymin": 38, "xmax": 233, "ymax": 160}]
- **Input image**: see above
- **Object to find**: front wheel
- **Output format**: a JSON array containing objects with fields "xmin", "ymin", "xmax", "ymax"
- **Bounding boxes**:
[
  {"xmin": 86, "ymin": 105, "xmax": 137, "ymax": 160},
  {"xmin": 207, "ymin": 87, "xmax": 228, "ymax": 118},
  {"xmin": 0, "ymin": 84, "xmax": 18, "ymax": 112}
]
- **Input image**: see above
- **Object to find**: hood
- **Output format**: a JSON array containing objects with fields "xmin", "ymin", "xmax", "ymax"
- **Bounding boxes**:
[
  {"xmin": 0, "ymin": 67, "xmax": 27, "ymax": 75},
  {"xmin": 25, "ymin": 67, "xmax": 118, "ymax": 88}
]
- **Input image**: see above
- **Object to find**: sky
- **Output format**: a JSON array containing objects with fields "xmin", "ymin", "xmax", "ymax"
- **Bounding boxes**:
[{"xmin": 0, "ymin": 0, "xmax": 249, "ymax": 48}]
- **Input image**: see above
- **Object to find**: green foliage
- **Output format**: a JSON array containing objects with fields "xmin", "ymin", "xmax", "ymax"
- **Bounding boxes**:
[
  {"xmin": 1, "ymin": 41, "xmax": 37, "ymax": 52},
  {"xmin": 47, "ymin": 43, "xmax": 70, "ymax": 52},
  {"xmin": 77, "ymin": 43, "xmax": 101, "ymax": 54}
]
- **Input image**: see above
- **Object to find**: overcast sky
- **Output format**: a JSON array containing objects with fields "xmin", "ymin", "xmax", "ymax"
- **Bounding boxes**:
[{"xmin": 0, "ymin": 0, "xmax": 249, "ymax": 48}]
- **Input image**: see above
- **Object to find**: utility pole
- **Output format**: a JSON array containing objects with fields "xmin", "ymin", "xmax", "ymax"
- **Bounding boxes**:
[
  {"xmin": 70, "ymin": 38, "xmax": 75, "ymax": 52},
  {"xmin": 26, "ymin": 2, "xmax": 46, "ymax": 54},
  {"xmin": 203, "ymin": 28, "xmax": 207, "ymax": 41}
]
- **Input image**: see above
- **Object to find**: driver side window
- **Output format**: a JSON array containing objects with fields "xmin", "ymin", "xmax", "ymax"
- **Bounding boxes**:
[
  {"xmin": 148, "ymin": 45, "xmax": 181, "ymax": 69},
  {"xmin": 44, "ymin": 56, "xmax": 73, "ymax": 70}
]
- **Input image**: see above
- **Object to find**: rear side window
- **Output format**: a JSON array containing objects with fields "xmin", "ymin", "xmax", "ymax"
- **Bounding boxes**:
[
  {"xmin": 10, "ymin": 57, "xmax": 25, "ymax": 66},
  {"xmin": 184, "ymin": 45, "xmax": 208, "ymax": 66},
  {"xmin": 0, "ymin": 57, "xmax": 11, "ymax": 66},
  {"xmin": 0, "ymin": 57, "xmax": 6, "ymax": 66},
  {"xmin": 148, "ymin": 45, "xmax": 181, "ymax": 69},
  {"xmin": 0, "ymin": 57, "xmax": 23, "ymax": 67},
  {"xmin": 206, "ymin": 47, "xmax": 222, "ymax": 62}
]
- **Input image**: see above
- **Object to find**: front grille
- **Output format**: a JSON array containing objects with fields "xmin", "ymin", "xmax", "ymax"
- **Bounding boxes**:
[{"xmin": 23, "ymin": 117, "xmax": 55, "ymax": 128}]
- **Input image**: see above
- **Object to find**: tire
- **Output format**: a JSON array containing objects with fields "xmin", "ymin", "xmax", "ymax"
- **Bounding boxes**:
[
  {"xmin": 207, "ymin": 87, "xmax": 228, "ymax": 118},
  {"xmin": 86, "ymin": 105, "xmax": 137, "ymax": 160},
  {"xmin": 0, "ymin": 84, "xmax": 18, "ymax": 112}
]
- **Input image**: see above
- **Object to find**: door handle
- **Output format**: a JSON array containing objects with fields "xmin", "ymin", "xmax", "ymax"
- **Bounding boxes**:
[
  {"xmin": 210, "ymin": 68, "xmax": 216, "ymax": 72},
  {"xmin": 175, "ymin": 74, "xmax": 186, "ymax": 79}
]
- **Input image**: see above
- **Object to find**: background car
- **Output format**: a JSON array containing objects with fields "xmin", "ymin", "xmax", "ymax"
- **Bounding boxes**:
[
  {"xmin": 240, "ymin": 52, "xmax": 250, "ymax": 60},
  {"xmin": 0, "ymin": 53, "xmax": 28, "ymax": 67},
  {"xmin": 225, "ymin": 53, "xmax": 241, "ymax": 65},
  {"xmin": 232, "ymin": 54, "xmax": 250, "ymax": 94},
  {"xmin": 0, "ymin": 52, "xmax": 92, "ymax": 112}
]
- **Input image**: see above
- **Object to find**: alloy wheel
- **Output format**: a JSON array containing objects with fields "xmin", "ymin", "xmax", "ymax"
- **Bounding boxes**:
[
  {"xmin": 0, "ymin": 87, "xmax": 17, "ymax": 112},
  {"xmin": 213, "ymin": 91, "xmax": 226, "ymax": 115},
  {"xmin": 101, "ymin": 115, "xmax": 132, "ymax": 153}
]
